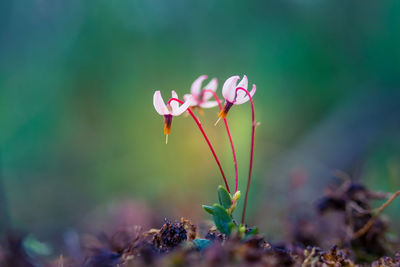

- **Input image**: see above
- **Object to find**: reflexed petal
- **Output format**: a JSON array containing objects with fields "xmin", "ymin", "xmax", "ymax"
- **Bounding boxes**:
[
  {"xmin": 202, "ymin": 78, "xmax": 218, "ymax": 101},
  {"xmin": 171, "ymin": 90, "xmax": 179, "ymax": 110},
  {"xmin": 173, "ymin": 96, "xmax": 192, "ymax": 116},
  {"xmin": 222, "ymin": 76, "xmax": 240, "ymax": 102},
  {"xmin": 235, "ymin": 84, "xmax": 256, "ymax": 105},
  {"xmin": 248, "ymin": 83, "xmax": 256, "ymax": 97},
  {"xmin": 200, "ymin": 100, "xmax": 219, "ymax": 108},
  {"xmin": 153, "ymin": 91, "xmax": 169, "ymax": 115},
  {"xmin": 191, "ymin": 75, "xmax": 208, "ymax": 97},
  {"xmin": 236, "ymin": 75, "xmax": 248, "ymax": 100}
]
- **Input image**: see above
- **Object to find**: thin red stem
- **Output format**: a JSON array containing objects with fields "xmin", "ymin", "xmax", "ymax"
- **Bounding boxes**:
[
  {"xmin": 168, "ymin": 98, "xmax": 230, "ymax": 193},
  {"xmin": 202, "ymin": 89, "xmax": 239, "ymax": 193},
  {"xmin": 235, "ymin": 87, "xmax": 255, "ymax": 224}
]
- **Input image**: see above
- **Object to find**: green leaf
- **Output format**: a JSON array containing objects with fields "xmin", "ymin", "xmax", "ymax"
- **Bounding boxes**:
[
  {"xmin": 22, "ymin": 235, "xmax": 53, "ymax": 256},
  {"xmin": 229, "ymin": 222, "xmax": 238, "ymax": 233},
  {"xmin": 193, "ymin": 239, "xmax": 212, "ymax": 251},
  {"xmin": 212, "ymin": 204, "xmax": 233, "ymax": 235},
  {"xmin": 245, "ymin": 227, "xmax": 259, "ymax": 237},
  {"xmin": 202, "ymin": 205, "xmax": 215, "ymax": 215},
  {"xmin": 217, "ymin": 185, "xmax": 232, "ymax": 209}
]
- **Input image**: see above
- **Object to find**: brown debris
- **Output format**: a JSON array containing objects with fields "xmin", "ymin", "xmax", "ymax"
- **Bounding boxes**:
[
  {"xmin": 312, "ymin": 180, "xmax": 393, "ymax": 257},
  {"xmin": 152, "ymin": 218, "xmax": 195, "ymax": 252},
  {"xmin": 1, "ymin": 183, "xmax": 399, "ymax": 266}
]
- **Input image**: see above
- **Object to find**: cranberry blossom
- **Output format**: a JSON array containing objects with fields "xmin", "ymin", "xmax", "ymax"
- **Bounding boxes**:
[
  {"xmin": 184, "ymin": 75, "xmax": 220, "ymax": 111},
  {"xmin": 218, "ymin": 75, "xmax": 256, "ymax": 119},
  {"xmin": 153, "ymin": 90, "xmax": 192, "ymax": 143}
]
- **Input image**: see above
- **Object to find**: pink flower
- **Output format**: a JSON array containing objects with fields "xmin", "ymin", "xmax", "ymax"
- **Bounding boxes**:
[
  {"xmin": 153, "ymin": 90, "xmax": 192, "ymax": 143},
  {"xmin": 218, "ymin": 75, "xmax": 256, "ymax": 119},
  {"xmin": 183, "ymin": 75, "xmax": 219, "ymax": 111}
]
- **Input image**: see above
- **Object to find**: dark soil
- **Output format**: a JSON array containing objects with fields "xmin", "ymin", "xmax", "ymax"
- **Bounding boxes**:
[{"xmin": 1, "ymin": 181, "xmax": 399, "ymax": 266}]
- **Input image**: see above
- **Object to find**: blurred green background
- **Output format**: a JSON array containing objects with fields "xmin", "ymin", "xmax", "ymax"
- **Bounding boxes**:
[{"xmin": 1, "ymin": 0, "xmax": 400, "ymax": 242}]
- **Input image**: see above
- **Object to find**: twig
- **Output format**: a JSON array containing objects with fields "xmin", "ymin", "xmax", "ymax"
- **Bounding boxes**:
[
  {"xmin": 345, "ymin": 201, "xmax": 355, "ymax": 239},
  {"xmin": 348, "ymin": 201, "xmax": 369, "ymax": 215},
  {"xmin": 352, "ymin": 190, "xmax": 400, "ymax": 239},
  {"xmin": 58, "ymin": 255, "xmax": 64, "ymax": 267}
]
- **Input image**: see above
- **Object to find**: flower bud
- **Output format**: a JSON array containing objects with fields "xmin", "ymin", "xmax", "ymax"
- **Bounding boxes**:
[{"xmin": 233, "ymin": 191, "xmax": 241, "ymax": 202}]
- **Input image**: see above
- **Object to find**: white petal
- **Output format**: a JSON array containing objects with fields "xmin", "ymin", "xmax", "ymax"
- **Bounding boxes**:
[
  {"xmin": 173, "ymin": 96, "xmax": 192, "ymax": 116},
  {"xmin": 237, "ymin": 75, "xmax": 248, "ymax": 90},
  {"xmin": 191, "ymin": 75, "xmax": 207, "ymax": 97},
  {"xmin": 236, "ymin": 75, "xmax": 248, "ymax": 100},
  {"xmin": 171, "ymin": 90, "xmax": 179, "ymax": 110},
  {"xmin": 184, "ymin": 94, "xmax": 196, "ymax": 106},
  {"xmin": 202, "ymin": 78, "xmax": 218, "ymax": 101},
  {"xmin": 200, "ymin": 100, "xmax": 219, "ymax": 108},
  {"xmin": 222, "ymin": 76, "xmax": 240, "ymax": 102},
  {"xmin": 153, "ymin": 91, "xmax": 169, "ymax": 115},
  {"xmin": 235, "ymin": 84, "xmax": 256, "ymax": 105}
]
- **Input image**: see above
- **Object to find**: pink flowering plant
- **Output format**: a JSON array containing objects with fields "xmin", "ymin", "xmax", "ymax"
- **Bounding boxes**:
[{"xmin": 153, "ymin": 74, "xmax": 258, "ymax": 245}]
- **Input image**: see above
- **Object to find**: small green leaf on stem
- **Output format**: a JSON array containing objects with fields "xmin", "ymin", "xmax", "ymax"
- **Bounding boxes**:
[
  {"xmin": 217, "ymin": 185, "xmax": 232, "ymax": 209},
  {"xmin": 212, "ymin": 204, "xmax": 233, "ymax": 235},
  {"xmin": 202, "ymin": 205, "xmax": 215, "ymax": 215},
  {"xmin": 193, "ymin": 239, "xmax": 212, "ymax": 251}
]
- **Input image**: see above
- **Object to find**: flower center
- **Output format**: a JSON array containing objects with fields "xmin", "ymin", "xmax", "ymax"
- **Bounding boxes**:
[
  {"xmin": 163, "ymin": 114, "xmax": 173, "ymax": 135},
  {"xmin": 218, "ymin": 101, "xmax": 234, "ymax": 119}
]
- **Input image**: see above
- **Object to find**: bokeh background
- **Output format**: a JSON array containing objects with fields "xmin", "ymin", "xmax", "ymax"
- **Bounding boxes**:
[{"xmin": 1, "ymin": 0, "xmax": 400, "ymax": 251}]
